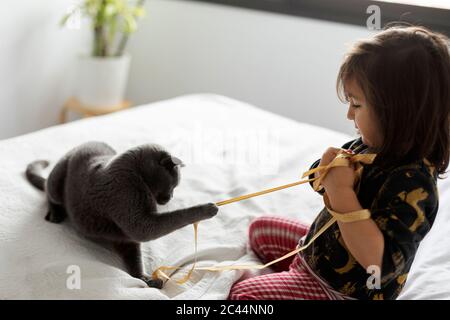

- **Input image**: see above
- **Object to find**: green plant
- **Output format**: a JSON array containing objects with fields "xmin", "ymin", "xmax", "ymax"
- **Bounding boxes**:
[{"xmin": 61, "ymin": 0, "xmax": 146, "ymax": 57}]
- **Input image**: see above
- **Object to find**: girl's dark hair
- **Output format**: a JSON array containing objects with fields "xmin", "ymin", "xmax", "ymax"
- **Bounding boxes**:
[{"xmin": 337, "ymin": 25, "xmax": 450, "ymax": 178}]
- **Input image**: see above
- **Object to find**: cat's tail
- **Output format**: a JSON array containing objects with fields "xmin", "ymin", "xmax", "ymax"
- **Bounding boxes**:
[{"xmin": 26, "ymin": 160, "xmax": 49, "ymax": 191}]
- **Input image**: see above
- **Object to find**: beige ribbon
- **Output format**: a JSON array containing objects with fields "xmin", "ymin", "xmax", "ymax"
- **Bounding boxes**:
[{"xmin": 152, "ymin": 150, "xmax": 377, "ymax": 284}]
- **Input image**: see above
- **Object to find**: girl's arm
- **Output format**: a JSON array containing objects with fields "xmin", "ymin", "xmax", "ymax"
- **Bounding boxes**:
[{"xmin": 327, "ymin": 187, "xmax": 384, "ymax": 271}]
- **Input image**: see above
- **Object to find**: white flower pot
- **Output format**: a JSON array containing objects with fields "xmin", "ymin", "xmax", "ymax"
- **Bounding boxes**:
[{"xmin": 74, "ymin": 54, "xmax": 131, "ymax": 110}]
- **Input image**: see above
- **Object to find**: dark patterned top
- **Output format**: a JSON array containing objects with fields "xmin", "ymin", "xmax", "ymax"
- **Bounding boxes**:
[{"xmin": 301, "ymin": 137, "xmax": 439, "ymax": 300}]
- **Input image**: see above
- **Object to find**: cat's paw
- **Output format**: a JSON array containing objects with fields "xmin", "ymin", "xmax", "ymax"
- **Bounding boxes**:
[
  {"xmin": 198, "ymin": 202, "xmax": 219, "ymax": 219},
  {"xmin": 45, "ymin": 211, "xmax": 65, "ymax": 223},
  {"xmin": 140, "ymin": 274, "xmax": 164, "ymax": 289}
]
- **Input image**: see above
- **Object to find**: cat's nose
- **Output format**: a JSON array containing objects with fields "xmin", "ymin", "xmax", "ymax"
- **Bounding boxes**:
[{"xmin": 158, "ymin": 195, "xmax": 171, "ymax": 204}]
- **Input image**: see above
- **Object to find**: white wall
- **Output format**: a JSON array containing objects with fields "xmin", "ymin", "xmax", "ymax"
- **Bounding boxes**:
[
  {"xmin": 0, "ymin": 0, "xmax": 375, "ymax": 140},
  {"xmin": 127, "ymin": 0, "xmax": 376, "ymax": 136},
  {"xmin": 0, "ymin": 0, "xmax": 89, "ymax": 140}
]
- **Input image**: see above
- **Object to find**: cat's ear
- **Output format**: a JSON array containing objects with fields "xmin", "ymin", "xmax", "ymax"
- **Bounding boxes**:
[
  {"xmin": 171, "ymin": 156, "xmax": 185, "ymax": 168},
  {"xmin": 160, "ymin": 156, "xmax": 185, "ymax": 170}
]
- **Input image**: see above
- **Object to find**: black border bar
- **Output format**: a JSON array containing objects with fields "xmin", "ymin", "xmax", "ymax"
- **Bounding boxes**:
[{"xmin": 181, "ymin": 0, "xmax": 450, "ymax": 36}]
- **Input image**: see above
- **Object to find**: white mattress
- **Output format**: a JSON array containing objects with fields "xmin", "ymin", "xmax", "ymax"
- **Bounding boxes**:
[{"xmin": 0, "ymin": 94, "xmax": 449, "ymax": 299}]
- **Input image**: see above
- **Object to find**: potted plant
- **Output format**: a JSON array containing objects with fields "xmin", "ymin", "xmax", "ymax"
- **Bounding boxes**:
[{"xmin": 61, "ymin": 0, "xmax": 146, "ymax": 109}]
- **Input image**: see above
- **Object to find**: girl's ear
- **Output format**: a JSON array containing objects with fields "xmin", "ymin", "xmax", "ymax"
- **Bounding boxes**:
[{"xmin": 160, "ymin": 156, "xmax": 185, "ymax": 169}]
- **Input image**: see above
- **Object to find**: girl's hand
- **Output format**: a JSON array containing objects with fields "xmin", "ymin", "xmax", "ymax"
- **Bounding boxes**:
[{"xmin": 318, "ymin": 147, "xmax": 356, "ymax": 194}]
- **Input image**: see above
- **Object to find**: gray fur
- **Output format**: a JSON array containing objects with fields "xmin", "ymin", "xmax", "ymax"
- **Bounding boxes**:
[{"xmin": 26, "ymin": 141, "xmax": 218, "ymax": 288}]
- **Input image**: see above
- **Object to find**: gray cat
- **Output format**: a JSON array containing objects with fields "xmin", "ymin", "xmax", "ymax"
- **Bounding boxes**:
[{"xmin": 25, "ymin": 141, "xmax": 218, "ymax": 289}]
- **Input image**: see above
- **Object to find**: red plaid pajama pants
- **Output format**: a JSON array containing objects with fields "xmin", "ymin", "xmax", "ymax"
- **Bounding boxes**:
[{"xmin": 228, "ymin": 216, "xmax": 332, "ymax": 300}]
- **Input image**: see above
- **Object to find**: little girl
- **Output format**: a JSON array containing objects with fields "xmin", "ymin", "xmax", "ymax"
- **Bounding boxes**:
[{"xmin": 228, "ymin": 25, "xmax": 450, "ymax": 300}]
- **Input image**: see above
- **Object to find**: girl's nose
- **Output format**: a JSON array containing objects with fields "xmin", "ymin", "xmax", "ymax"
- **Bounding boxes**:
[{"xmin": 347, "ymin": 105, "xmax": 354, "ymax": 120}]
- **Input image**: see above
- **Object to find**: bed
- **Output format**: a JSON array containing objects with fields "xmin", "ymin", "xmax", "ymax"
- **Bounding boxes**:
[{"xmin": 0, "ymin": 94, "xmax": 449, "ymax": 299}]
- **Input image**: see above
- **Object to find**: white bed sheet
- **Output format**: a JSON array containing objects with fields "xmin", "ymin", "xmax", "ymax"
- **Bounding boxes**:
[{"xmin": 0, "ymin": 94, "xmax": 449, "ymax": 299}]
